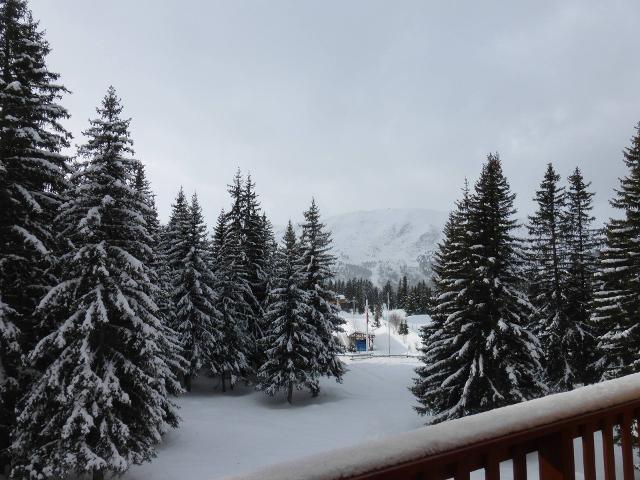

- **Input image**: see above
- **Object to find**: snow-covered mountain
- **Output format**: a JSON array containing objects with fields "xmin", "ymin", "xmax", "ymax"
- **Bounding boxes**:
[{"xmin": 325, "ymin": 208, "xmax": 448, "ymax": 286}]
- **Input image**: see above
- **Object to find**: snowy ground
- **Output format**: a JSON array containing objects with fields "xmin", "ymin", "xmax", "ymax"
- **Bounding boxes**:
[
  {"xmin": 121, "ymin": 355, "xmax": 638, "ymax": 480},
  {"xmin": 123, "ymin": 357, "xmax": 423, "ymax": 480}
]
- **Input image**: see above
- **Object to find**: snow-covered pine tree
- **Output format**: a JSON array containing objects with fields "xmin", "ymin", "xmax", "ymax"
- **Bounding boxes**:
[
  {"xmin": 166, "ymin": 191, "xmax": 219, "ymax": 391},
  {"xmin": 564, "ymin": 167, "xmax": 598, "ymax": 384},
  {"xmin": 398, "ymin": 320, "xmax": 409, "ymax": 338},
  {"xmin": 413, "ymin": 156, "xmax": 545, "ymax": 424},
  {"xmin": 10, "ymin": 88, "xmax": 180, "ymax": 480},
  {"xmin": 397, "ymin": 276, "xmax": 408, "ymax": 310},
  {"xmin": 411, "ymin": 181, "xmax": 475, "ymax": 421},
  {"xmin": 593, "ymin": 124, "xmax": 640, "ymax": 380},
  {"xmin": 211, "ymin": 209, "xmax": 251, "ymax": 391},
  {"xmin": 241, "ymin": 174, "xmax": 269, "ymax": 369},
  {"xmin": 257, "ymin": 221, "xmax": 319, "ymax": 403},
  {"xmin": 527, "ymin": 163, "xmax": 581, "ymax": 391},
  {"xmin": 373, "ymin": 303, "xmax": 382, "ymax": 329},
  {"xmin": 133, "ymin": 165, "xmax": 186, "ymax": 395},
  {"xmin": 299, "ymin": 199, "xmax": 345, "ymax": 395},
  {"xmin": 0, "ymin": 296, "xmax": 19, "ymax": 473},
  {"xmin": 0, "ymin": 0, "xmax": 71, "ymax": 465},
  {"xmin": 465, "ymin": 154, "xmax": 545, "ymax": 407},
  {"xmin": 260, "ymin": 212, "xmax": 278, "ymax": 298},
  {"xmin": 222, "ymin": 171, "xmax": 260, "ymax": 376}
]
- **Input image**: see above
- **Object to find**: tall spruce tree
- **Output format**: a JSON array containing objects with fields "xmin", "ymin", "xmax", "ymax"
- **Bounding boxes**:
[
  {"xmin": 133, "ymin": 166, "xmax": 185, "ymax": 395},
  {"xmin": 411, "ymin": 181, "xmax": 475, "ymax": 421},
  {"xmin": 299, "ymin": 199, "xmax": 345, "ymax": 395},
  {"xmin": 167, "ymin": 191, "xmax": 220, "ymax": 391},
  {"xmin": 0, "ymin": 0, "xmax": 71, "ymax": 465},
  {"xmin": 223, "ymin": 172, "xmax": 259, "ymax": 375},
  {"xmin": 413, "ymin": 156, "xmax": 544, "ymax": 424},
  {"xmin": 241, "ymin": 174, "xmax": 269, "ymax": 369},
  {"xmin": 211, "ymin": 209, "xmax": 251, "ymax": 391},
  {"xmin": 527, "ymin": 163, "xmax": 580, "ymax": 391},
  {"xmin": 10, "ymin": 88, "xmax": 180, "ymax": 480},
  {"xmin": 564, "ymin": 167, "xmax": 598, "ymax": 384},
  {"xmin": 257, "ymin": 222, "xmax": 319, "ymax": 403},
  {"xmin": 593, "ymin": 124, "xmax": 640, "ymax": 380}
]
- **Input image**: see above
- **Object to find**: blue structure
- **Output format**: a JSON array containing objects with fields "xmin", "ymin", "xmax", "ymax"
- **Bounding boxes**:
[{"xmin": 355, "ymin": 339, "xmax": 367, "ymax": 352}]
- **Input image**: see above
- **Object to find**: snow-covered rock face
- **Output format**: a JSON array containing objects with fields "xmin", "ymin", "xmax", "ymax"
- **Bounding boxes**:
[
  {"xmin": 281, "ymin": 208, "xmax": 448, "ymax": 286},
  {"xmin": 327, "ymin": 208, "xmax": 447, "ymax": 285}
]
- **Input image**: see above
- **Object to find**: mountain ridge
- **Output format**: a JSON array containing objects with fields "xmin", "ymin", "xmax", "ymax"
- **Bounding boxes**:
[{"xmin": 277, "ymin": 207, "xmax": 448, "ymax": 286}]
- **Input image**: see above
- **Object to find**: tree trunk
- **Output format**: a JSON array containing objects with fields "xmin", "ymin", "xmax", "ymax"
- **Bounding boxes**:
[
  {"xmin": 221, "ymin": 373, "xmax": 226, "ymax": 393},
  {"xmin": 93, "ymin": 469, "xmax": 104, "ymax": 480},
  {"xmin": 184, "ymin": 373, "xmax": 192, "ymax": 392},
  {"xmin": 287, "ymin": 382, "xmax": 293, "ymax": 404}
]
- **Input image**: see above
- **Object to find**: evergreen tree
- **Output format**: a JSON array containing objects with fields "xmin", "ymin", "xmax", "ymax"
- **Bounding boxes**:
[
  {"xmin": 593, "ymin": 124, "xmax": 640, "ymax": 380},
  {"xmin": 398, "ymin": 320, "xmax": 409, "ymax": 339},
  {"xmin": 241, "ymin": 174, "xmax": 269, "ymax": 369},
  {"xmin": 527, "ymin": 163, "xmax": 581, "ymax": 391},
  {"xmin": 257, "ymin": 222, "xmax": 319, "ymax": 403},
  {"xmin": 396, "ymin": 276, "xmax": 408, "ymax": 310},
  {"xmin": 299, "ymin": 199, "xmax": 345, "ymax": 395},
  {"xmin": 0, "ymin": 296, "xmax": 18, "ymax": 472},
  {"xmin": 224, "ymin": 171, "xmax": 260, "ymax": 376},
  {"xmin": 11, "ymin": 88, "xmax": 179, "ymax": 480},
  {"xmin": 564, "ymin": 167, "xmax": 598, "ymax": 384},
  {"xmin": 167, "ymin": 191, "xmax": 220, "ymax": 391},
  {"xmin": 373, "ymin": 303, "xmax": 382, "ymax": 329},
  {"xmin": 413, "ymin": 156, "xmax": 544, "ymax": 424},
  {"xmin": 381, "ymin": 280, "xmax": 395, "ymax": 309},
  {"xmin": 133, "ymin": 166, "xmax": 185, "ymax": 395},
  {"xmin": 0, "ymin": 0, "xmax": 71, "ymax": 465},
  {"xmin": 412, "ymin": 182, "xmax": 475, "ymax": 421},
  {"xmin": 211, "ymin": 209, "xmax": 251, "ymax": 391}
]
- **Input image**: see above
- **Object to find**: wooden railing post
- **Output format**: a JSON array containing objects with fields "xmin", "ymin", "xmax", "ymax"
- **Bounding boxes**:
[
  {"xmin": 580, "ymin": 424, "xmax": 596, "ymax": 480},
  {"xmin": 485, "ymin": 454, "xmax": 500, "ymax": 480},
  {"xmin": 620, "ymin": 412, "xmax": 634, "ymax": 480},
  {"xmin": 455, "ymin": 461, "xmax": 470, "ymax": 480},
  {"xmin": 601, "ymin": 418, "xmax": 616, "ymax": 480},
  {"xmin": 512, "ymin": 445, "xmax": 527, "ymax": 480},
  {"xmin": 538, "ymin": 432, "xmax": 575, "ymax": 480}
]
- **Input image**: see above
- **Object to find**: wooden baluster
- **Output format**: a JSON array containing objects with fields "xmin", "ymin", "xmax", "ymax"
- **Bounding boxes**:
[
  {"xmin": 485, "ymin": 454, "xmax": 500, "ymax": 480},
  {"xmin": 620, "ymin": 412, "xmax": 634, "ymax": 480},
  {"xmin": 513, "ymin": 446, "xmax": 527, "ymax": 480},
  {"xmin": 539, "ymin": 431, "xmax": 575, "ymax": 480},
  {"xmin": 455, "ymin": 462, "xmax": 470, "ymax": 480},
  {"xmin": 581, "ymin": 424, "xmax": 596, "ymax": 480},
  {"xmin": 601, "ymin": 418, "xmax": 616, "ymax": 480}
]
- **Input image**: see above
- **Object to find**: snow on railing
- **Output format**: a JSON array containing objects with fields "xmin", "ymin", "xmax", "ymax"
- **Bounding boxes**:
[{"xmin": 225, "ymin": 372, "xmax": 640, "ymax": 480}]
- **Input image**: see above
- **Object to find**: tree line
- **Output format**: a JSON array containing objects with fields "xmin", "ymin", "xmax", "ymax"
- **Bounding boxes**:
[
  {"xmin": 330, "ymin": 276, "xmax": 433, "ymax": 316},
  {"xmin": 412, "ymin": 138, "xmax": 640, "ymax": 424},
  {"xmin": 0, "ymin": 2, "xmax": 345, "ymax": 478}
]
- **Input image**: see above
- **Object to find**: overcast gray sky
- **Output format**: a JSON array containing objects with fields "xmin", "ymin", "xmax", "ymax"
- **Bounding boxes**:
[{"xmin": 30, "ymin": 0, "xmax": 640, "ymax": 225}]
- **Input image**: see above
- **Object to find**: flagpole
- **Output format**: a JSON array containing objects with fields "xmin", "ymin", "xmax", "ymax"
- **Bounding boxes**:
[
  {"xmin": 387, "ymin": 292, "xmax": 391, "ymax": 356},
  {"xmin": 365, "ymin": 298, "xmax": 369, "ymax": 352}
]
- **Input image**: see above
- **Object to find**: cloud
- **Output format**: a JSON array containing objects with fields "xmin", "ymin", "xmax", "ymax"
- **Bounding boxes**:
[{"xmin": 31, "ymin": 0, "xmax": 640, "ymax": 225}]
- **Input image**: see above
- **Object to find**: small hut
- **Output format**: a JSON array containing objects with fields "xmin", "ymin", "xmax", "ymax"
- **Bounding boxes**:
[{"xmin": 348, "ymin": 331, "xmax": 375, "ymax": 352}]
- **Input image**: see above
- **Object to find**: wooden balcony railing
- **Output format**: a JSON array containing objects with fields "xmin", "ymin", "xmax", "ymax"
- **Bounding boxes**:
[{"xmin": 227, "ymin": 372, "xmax": 640, "ymax": 480}]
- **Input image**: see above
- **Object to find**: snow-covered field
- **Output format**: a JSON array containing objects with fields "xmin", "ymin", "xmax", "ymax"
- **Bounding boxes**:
[
  {"xmin": 123, "ymin": 357, "xmax": 423, "ymax": 480},
  {"xmin": 118, "ymin": 355, "xmax": 638, "ymax": 480}
]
